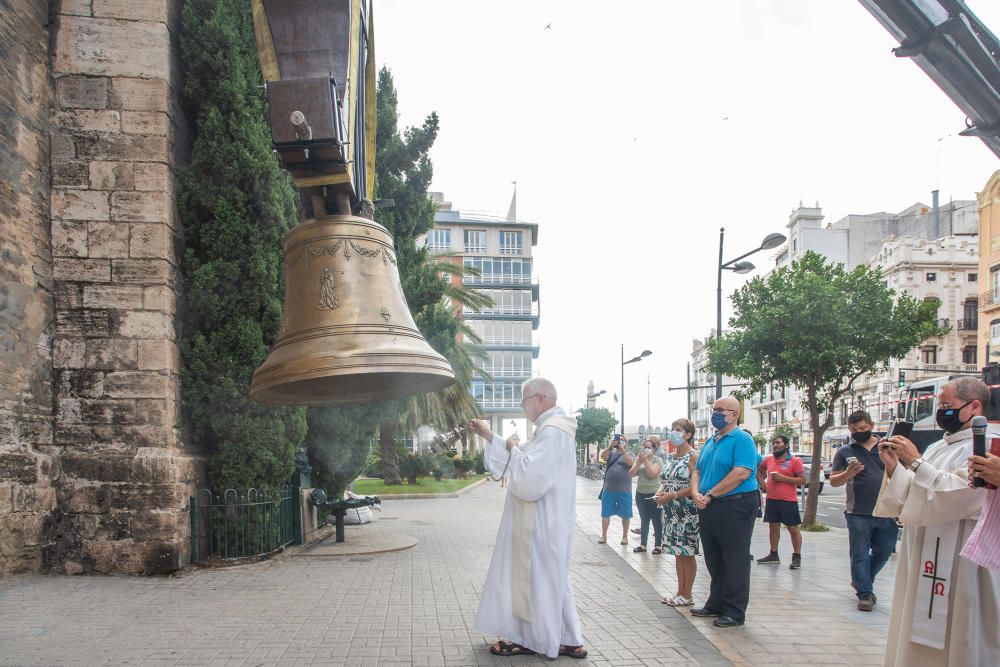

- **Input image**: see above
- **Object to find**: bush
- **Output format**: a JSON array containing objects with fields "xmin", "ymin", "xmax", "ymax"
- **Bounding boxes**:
[
  {"xmin": 453, "ymin": 455, "xmax": 475, "ymax": 479},
  {"xmin": 399, "ymin": 453, "xmax": 432, "ymax": 485},
  {"xmin": 473, "ymin": 449, "xmax": 486, "ymax": 474}
]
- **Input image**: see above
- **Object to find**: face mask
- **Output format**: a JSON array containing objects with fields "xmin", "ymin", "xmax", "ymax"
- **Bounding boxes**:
[
  {"xmin": 668, "ymin": 431, "xmax": 685, "ymax": 446},
  {"xmin": 935, "ymin": 401, "xmax": 973, "ymax": 434},
  {"xmin": 851, "ymin": 431, "xmax": 872, "ymax": 444},
  {"xmin": 772, "ymin": 448, "xmax": 788, "ymax": 458},
  {"xmin": 711, "ymin": 412, "xmax": 728, "ymax": 430}
]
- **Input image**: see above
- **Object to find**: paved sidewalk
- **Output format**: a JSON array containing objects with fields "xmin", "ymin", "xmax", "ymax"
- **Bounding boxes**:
[
  {"xmin": 0, "ymin": 479, "xmax": 895, "ymax": 666},
  {"xmin": 575, "ymin": 477, "xmax": 895, "ymax": 666}
]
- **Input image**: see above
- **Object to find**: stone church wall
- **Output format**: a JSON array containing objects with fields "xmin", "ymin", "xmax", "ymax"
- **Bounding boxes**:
[{"xmin": 1, "ymin": 0, "xmax": 199, "ymax": 577}]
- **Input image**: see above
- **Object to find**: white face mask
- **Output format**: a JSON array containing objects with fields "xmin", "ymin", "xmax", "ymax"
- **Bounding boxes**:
[{"xmin": 668, "ymin": 431, "xmax": 686, "ymax": 446}]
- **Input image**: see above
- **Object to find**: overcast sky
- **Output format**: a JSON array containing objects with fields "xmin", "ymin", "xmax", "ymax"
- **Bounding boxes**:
[{"xmin": 375, "ymin": 0, "xmax": 1000, "ymax": 431}]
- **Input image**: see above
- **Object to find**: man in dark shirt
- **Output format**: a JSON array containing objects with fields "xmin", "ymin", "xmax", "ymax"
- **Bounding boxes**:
[{"xmin": 830, "ymin": 410, "xmax": 899, "ymax": 612}]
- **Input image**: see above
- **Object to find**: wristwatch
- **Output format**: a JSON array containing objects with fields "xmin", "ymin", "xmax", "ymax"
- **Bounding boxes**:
[
  {"xmin": 909, "ymin": 458, "xmax": 925, "ymax": 472},
  {"xmin": 706, "ymin": 491, "xmax": 716, "ymax": 500}
]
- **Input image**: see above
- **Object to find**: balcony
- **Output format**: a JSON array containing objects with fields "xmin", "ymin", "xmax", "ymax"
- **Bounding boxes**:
[
  {"xmin": 957, "ymin": 318, "xmax": 979, "ymax": 331},
  {"xmin": 475, "ymin": 368, "xmax": 533, "ymax": 379},
  {"xmin": 980, "ymin": 290, "xmax": 1000, "ymax": 310}
]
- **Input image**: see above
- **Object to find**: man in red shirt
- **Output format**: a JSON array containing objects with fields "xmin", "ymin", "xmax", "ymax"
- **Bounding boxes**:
[{"xmin": 756, "ymin": 436, "xmax": 806, "ymax": 569}]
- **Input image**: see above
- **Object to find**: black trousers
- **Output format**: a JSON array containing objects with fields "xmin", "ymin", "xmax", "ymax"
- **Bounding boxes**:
[
  {"xmin": 635, "ymin": 491, "xmax": 663, "ymax": 547},
  {"xmin": 697, "ymin": 492, "xmax": 758, "ymax": 622}
]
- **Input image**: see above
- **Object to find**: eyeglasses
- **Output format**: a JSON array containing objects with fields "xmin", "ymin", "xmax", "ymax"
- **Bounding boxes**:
[
  {"xmin": 711, "ymin": 408, "xmax": 735, "ymax": 415},
  {"xmin": 520, "ymin": 393, "xmax": 541, "ymax": 407}
]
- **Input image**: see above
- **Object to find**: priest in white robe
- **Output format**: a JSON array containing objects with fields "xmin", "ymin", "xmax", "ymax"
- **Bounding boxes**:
[
  {"xmin": 470, "ymin": 377, "xmax": 586, "ymax": 660},
  {"xmin": 874, "ymin": 377, "xmax": 1000, "ymax": 666}
]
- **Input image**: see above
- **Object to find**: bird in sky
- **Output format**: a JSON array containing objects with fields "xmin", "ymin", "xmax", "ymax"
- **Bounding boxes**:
[{"xmin": 544, "ymin": 22, "xmax": 552, "ymax": 30}]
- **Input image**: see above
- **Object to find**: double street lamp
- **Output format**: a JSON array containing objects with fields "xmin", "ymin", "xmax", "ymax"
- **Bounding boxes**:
[
  {"xmin": 716, "ymin": 228, "xmax": 786, "ymax": 398},
  {"xmin": 621, "ymin": 346, "xmax": 652, "ymax": 441}
]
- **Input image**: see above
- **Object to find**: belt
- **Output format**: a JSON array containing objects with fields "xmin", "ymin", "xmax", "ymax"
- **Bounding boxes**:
[{"xmin": 709, "ymin": 491, "xmax": 758, "ymax": 504}]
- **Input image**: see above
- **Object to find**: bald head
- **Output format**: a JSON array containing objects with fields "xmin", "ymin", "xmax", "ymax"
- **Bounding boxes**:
[
  {"xmin": 712, "ymin": 396, "xmax": 741, "ymax": 434},
  {"xmin": 522, "ymin": 377, "xmax": 558, "ymax": 422}
]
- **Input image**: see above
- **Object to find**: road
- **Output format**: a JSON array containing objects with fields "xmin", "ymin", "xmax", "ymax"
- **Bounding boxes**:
[{"xmin": 804, "ymin": 480, "xmax": 848, "ymax": 528}]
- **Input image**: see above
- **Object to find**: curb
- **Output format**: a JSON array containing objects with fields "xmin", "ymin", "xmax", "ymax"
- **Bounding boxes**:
[{"xmin": 374, "ymin": 476, "xmax": 491, "ymax": 500}]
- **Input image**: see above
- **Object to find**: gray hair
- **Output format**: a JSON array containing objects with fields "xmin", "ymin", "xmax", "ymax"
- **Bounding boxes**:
[
  {"xmin": 522, "ymin": 377, "xmax": 558, "ymax": 402},
  {"xmin": 947, "ymin": 376, "xmax": 990, "ymax": 409}
]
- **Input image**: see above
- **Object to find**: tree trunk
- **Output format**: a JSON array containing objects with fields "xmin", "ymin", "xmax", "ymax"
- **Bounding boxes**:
[
  {"xmin": 803, "ymin": 390, "xmax": 830, "ymax": 527},
  {"xmin": 379, "ymin": 417, "xmax": 402, "ymax": 485}
]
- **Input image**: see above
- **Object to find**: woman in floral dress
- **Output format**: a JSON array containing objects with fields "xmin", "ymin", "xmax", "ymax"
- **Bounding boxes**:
[{"xmin": 655, "ymin": 418, "xmax": 700, "ymax": 606}]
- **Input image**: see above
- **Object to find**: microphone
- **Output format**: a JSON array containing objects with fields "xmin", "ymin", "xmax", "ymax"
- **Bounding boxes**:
[{"xmin": 972, "ymin": 415, "xmax": 987, "ymax": 488}]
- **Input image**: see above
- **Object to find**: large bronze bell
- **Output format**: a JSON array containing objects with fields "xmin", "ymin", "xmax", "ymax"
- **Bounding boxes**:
[{"xmin": 251, "ymin": 214, "xmax": 456, "ymax": 404}]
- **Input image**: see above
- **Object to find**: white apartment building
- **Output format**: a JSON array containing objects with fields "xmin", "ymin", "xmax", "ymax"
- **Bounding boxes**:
[
  {"xmin": 742, "ymin": 198, "xmax": 980, "ymax": 459},
  {"xmin": 423, "ymin": 193, "xmax": 540, "ymax": 439},
  {"xmin": 689, "ymin": 333, "xmax": 745, "ymax": 444}
]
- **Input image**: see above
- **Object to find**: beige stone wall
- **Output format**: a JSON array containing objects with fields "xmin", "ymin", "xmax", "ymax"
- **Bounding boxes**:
[
  {"xmin": 45, "ymin": 0, "xmax": 197, "ymax": 575},
  {"xmin": 0, "ymin": 0, "xmax": 59, "ymax": 579}
]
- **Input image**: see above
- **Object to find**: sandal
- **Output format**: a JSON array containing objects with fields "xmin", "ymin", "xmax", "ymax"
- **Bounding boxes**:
[
  {"xmin": 633, "ymin": 545, "xmax": 646, "ymax": 552},
  {"xmin": 490, "ymin": 640, "xmax": 535, "ymax": 656},
  {"xmin": 559, "ymin": 645, "xmax": 588, "ymax": 659},
  {"xmin": 620, "ymin": 539, "xmax": 629, "ymax": 545},
  {"xmin": 597, "ymin": 537, "xmax": 607, "ymax": 544},
  {"xmin": 668, "ymin": 595, "xmax": 693, "ymax": 607},
  {"xmin": 651, "ymin": 547, "xmax": 662, "ymax": 555}
]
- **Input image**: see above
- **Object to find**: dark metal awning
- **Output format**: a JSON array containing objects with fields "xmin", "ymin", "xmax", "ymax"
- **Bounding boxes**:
[{"xmin": 859, "ymin": 0, "xmax": 1000, "ymax": 158}]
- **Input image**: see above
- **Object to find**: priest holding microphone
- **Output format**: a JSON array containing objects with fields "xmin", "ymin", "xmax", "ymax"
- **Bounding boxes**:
[{"xmin": 874, "ymin": 377, "xmax": 1000, "ymax": 666}]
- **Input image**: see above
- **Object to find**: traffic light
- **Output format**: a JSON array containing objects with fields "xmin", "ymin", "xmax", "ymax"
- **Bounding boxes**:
[{"xmin": 898, "ymin": 370, "xmax": 906, "ymax": 388}]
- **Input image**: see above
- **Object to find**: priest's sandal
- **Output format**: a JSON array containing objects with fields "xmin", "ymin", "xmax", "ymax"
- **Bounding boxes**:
[
  {"xmin": 490, "ymin": 641, "xmax": 535, "ymax": 656},
  {"xmin": 559, "ymin": 645, "xmax": 588, "ymax": 659}
]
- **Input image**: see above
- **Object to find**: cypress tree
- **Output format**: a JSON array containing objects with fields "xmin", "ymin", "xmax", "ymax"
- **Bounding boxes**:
[{"xmin": 178, "ymin": 0, "xmax": 306, "ymax": 492}]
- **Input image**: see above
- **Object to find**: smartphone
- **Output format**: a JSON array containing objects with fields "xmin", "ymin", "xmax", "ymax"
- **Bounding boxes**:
[
  {"xmin": 887, "ymin": 421, "xmax": 914, "ymax": 440},
  {"xmin": 613, "ymin": 434, "xmax": 622, "ymax": 443},
  {"xmin": 846, "ymin": 456, "xmax": 859, "ymax": 466}
]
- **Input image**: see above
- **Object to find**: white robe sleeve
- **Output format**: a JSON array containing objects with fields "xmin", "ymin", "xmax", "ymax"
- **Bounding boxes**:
[
  {"xmin": 503, "ymin": 427, "xmax": 563, "ymax": 502},
  {"xmin": 874, "ymin": 454, "xmax": 984, "ymax": 526}
]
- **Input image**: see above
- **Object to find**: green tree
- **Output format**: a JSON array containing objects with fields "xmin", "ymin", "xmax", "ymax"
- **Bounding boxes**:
[
  {"xmin": 774, "ymin": 423, "xmax": 797, "ymax": 446},
  {"xmin": 706, "ymin": 251, "xmax": 944, "ymax": 527},
  {"xmin": 178, "ymin": 0, "xmax": 306, "ymax": 492},
  {"xmin": 575, "ymin": 407, "xmax": 619, "ymax": 462}
]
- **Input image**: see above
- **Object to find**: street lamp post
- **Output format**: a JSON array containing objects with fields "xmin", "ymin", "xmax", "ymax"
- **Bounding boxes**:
[
  {"xmin": 621, "ymin": 345, "xmax": 652, "ymax": 442},
  {"xmin": 715, "ymin": 228, "xmax": 787, "ymax": 398}
]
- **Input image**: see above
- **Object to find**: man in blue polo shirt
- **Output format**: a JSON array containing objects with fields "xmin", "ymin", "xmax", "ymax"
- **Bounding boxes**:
[{"xmin": 690, "ymin": 396, "xmax": 760, "ymax": 628}]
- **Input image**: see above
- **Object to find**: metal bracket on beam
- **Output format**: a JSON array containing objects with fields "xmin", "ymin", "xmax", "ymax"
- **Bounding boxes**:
[{"xmin": 893, "ymin": 17, "xmax": 958, "ymax": 58}]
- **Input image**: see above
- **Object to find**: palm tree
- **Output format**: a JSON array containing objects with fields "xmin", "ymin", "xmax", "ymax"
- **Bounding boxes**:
[{"xmin": 378, "ymin": 261, "xmax": 492, "ymax": 483}]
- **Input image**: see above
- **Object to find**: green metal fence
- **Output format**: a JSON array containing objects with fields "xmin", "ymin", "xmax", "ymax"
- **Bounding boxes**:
[{"xmin": 189, "ymin": 487, "xmax": 296, "ymax": 562}]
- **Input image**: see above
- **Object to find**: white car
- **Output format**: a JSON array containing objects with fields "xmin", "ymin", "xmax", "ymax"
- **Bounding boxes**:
[{"xmin": 790, "ymin": 453, "xmax": 824, "ymax": 494}]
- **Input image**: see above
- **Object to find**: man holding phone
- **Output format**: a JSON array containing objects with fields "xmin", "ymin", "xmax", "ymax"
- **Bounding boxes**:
[
  {"xmin": 830, "ymin": 410, "xmax": 898, "ymax": 612},
  {"xmin": 599, "ymin": 434, "xmax": 634, "ymax": 545}
]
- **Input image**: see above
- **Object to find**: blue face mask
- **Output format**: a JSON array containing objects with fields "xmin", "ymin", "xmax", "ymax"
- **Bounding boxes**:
[
  {"xmin": 668, "ymin": 431, "xmax": 685, "ymax": 446},
  {"xmin": 711, "ymin": 412, "xmax": 729, "ymax": 430}
]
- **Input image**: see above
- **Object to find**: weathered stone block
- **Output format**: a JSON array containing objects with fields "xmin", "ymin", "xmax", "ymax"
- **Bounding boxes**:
[
  {"xmin": 52, "ymin": 221, "xmax": 89, "ymax": 258},
  {"xmin": 56, "ymin": 369, "xmax": 105, "ymax": 398},
  {"xmin": 84, "ymin": 338, "xmax": 137, "ymax": 369},
  {"xmin": 56, "ymin": 311, "xmax": 114, "ymax": 343},
  {"xmin": 83, "ymin": 283, "xmax": 143, "ymax": 310},
  {"xmin": 81, "ymin": 398, "xmax": 136, "ymax": 424},
  {"xmin": 93, "ymin": 0, "xmax": 169, "ymax": 24},
  {"xmin": 121, "ymin": 111, "xmax": 168, "ymax": 136},
  {"xmin": 58, "ymin": 1, "xmax": 93, "ymax": 18},
  {"xmin": 54, "ymin": 109, "xmax": 121, "ymax": 132},
  {"xmin": 111, "ymin": 259, "xmax": 172, "ymax": 285},
  {"xmin": 109, "ymin": 77, "xmax": 168, "ymax": 112},
  {"xmin": 52, "ymin": 258, "xmax": 110, "ymax": 283},
  {"xmin": 56, "ymin": 398, "xmax": 82, "ymax": 425},
  {"xmin": 86, "ymin": 222, "xmax": 130, "ymax": 259},
  {"xmin": 21, "ymin": 486, "xmax": 57, "ymax": 514},
  {"xmin": 54, "ymin": 283, "xmax": 84, "ymax": 309},
  {"xmin": 52, "ymin": 131, "xmax": 77, "ymax": 160},
  {"xmin": 132, "ymin": 448, "xmax": 193, "ymax": 484},
  {"xmin": 0, "ymin": 453, "xmax": 38, "ymax": 484},
  {"xmin": 141, "ymin": 285, "xmax": 176, "ymax": 313},
  {"xmin": 89, "ymin": 161, "xmax": 134, "ymax": 190},
  {"xmin": 63, "ymin": 561, "xmax": 84, "ymax": 575},
  {"xmin": 52, "ymin": 161, "xmax": 90, "ymax": 188},
  {"xmin": 133, "ymin": 163, "xmax": 168, "ymax": 191},
  {"xmin": 95, "ymin": 425, "xmax": 170, "ymax": 448},
  {"xmin": 137, "ymin": 340, "xmax": 179, "ymax": 371},
  {"xmin": 111, "ymin": 191, "xmax": 168, "ymax": 223},
  {"xmin": 54, "ymin": 17, "xmax": 170, "ymax": 80},
  {"xmin": 131, "ymin": 509, "xmax": 184, "ymax": 542},
  {"xmin": 57, "ymin": 76, "xmax": 108, "ymax": 109},
  {"xmin": 52, "ymin": 189, "xmax": 109, "ymax": 221},
  {"xmin": 114, "ymin": 311, "xmax": 174, "ymax": 339},
  {"xmin": 76, "ymin": 133, "xmax": 167, "ymax": 161},
  {"xmin": 134, "ymin": 398, "xmax": 177, "ymax": 426},
  {"xmin": 129, "ymin": 223, "xmax": 170, "ymax": 259},
  {"xmin": 104, "ymin": 371, "xmax": 168, "ymax": 398},
  {"xmin": 61, "ymin": 451, "xmax": 132, "ymax": 482},
  {"xmin": 53, "ymin": 338, "xmax": 87, "ymax": 368}
]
